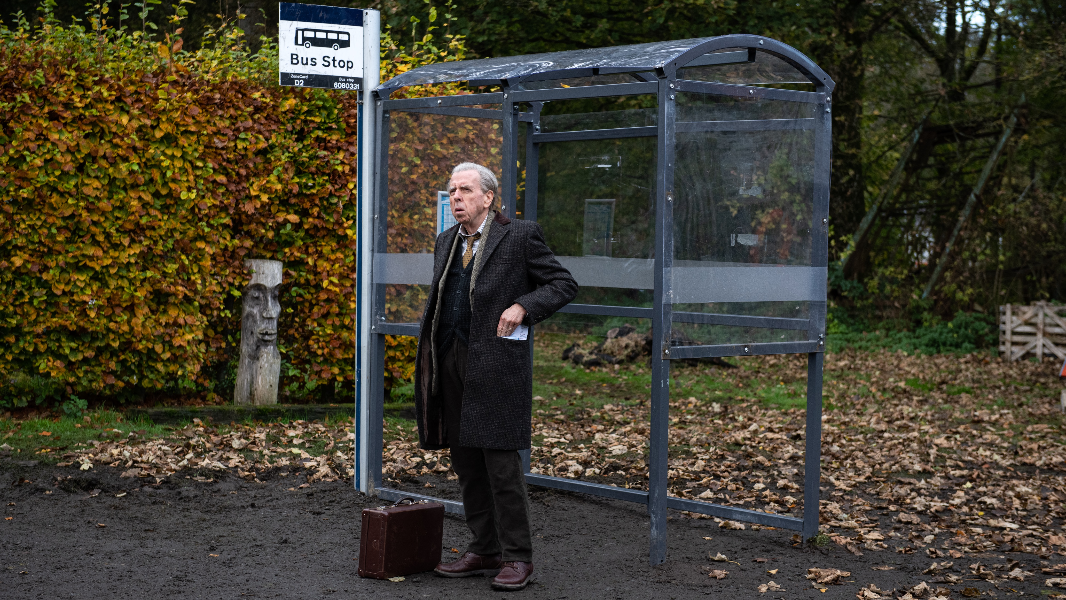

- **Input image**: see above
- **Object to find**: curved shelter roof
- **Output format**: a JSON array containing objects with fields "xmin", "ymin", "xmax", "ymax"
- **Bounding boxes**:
[{"xmin": 377, "ymin": 34, "xmax": 834, "ymax": 93}]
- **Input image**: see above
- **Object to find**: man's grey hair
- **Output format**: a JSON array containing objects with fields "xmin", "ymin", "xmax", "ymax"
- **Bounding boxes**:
[{"xmin": 452, "ymin": 162, "xmax": 500, "ymax": 203}]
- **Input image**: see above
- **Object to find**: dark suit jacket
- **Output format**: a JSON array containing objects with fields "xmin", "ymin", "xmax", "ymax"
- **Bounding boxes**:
[{"xmin": 414, "ymin": 211, "xmax": 578, "ymax": 450}]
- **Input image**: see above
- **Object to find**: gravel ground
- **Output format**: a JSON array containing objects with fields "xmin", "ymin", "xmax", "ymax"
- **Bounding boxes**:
[{"xmin": 1, "ymin": 459, "xmax": 1054, "ymax": 599}]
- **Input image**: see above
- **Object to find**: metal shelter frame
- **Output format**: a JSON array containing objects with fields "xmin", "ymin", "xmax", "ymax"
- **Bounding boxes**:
[{"xmin": 357, "ymin": 34, "xmax": 835, "ymax": 565}]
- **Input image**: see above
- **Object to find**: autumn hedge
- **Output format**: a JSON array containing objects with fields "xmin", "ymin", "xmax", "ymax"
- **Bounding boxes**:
[{"xmin": 0, "ymin": 11, "xmax": 469, "ymax": 406}]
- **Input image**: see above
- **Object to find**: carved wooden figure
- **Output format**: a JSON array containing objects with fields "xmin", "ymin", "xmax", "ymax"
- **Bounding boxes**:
[{"xmin": 234, "ymin": 260, "xmax": 283, "ymax": 405}]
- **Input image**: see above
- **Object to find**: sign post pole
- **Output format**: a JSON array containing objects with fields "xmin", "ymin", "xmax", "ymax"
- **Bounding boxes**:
[
  {"xmin": 356, "ymin": 9, "xmax": 380, "ymax": 496},
  {"xmin": 278, "ymin": 2, "xmax": 379, "ymax": 494}
]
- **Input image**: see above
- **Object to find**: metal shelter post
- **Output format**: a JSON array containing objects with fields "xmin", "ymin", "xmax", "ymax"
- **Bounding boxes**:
[
  {"xmin": 649, "ymin": 74, "xmax": 677, "ymax": 566},
  {"xmin": 522, "ymin": 103, "xmax": 542, "ymax": 223},
  {"xmin": 801, "ymin": 82, "xmax": 832, "ymax": 540},
  {"xmin": 519, "ymin": 102, "xmax": 543, "ymax": 476},
  {"xmin": 368, "ymin": 99, "xmax": 390, "ymax": 496},
  {"xmin": 803, "ymin": 352, "xmax": 824, "ymax": 539},
  {"xmin": 500, "ymin": 87, "xmax": 520, "ymax": 219}
]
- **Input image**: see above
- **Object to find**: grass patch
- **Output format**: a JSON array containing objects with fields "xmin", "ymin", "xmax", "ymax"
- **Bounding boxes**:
[
  {"xmin": 906, "ymin": 378, "xmax": 935, "ymax": 392},
  {"xmin": 756, "ymin": 381, "xmax": 807, "ymax": 410},
  {"xmin": 826, "ymin": 309, "xmax": 997, "ymax": 355},
  {"xmin": 0, "ymin": 409, "xmax": 168, "ymax": 463},
  {"xmin": 809, "ymin": 532, "xmax": 831, "ymax": 547},
  {"xmin": 384, "ymin": 415, "xmax": 417, "ymax": 443},
  {"xmin": 531, "ymin": 363, "xmax": 653, "ymax": 414},
  {"xmin": 0, "ymin": 409, "xmax": 359, "ymax": 464}
]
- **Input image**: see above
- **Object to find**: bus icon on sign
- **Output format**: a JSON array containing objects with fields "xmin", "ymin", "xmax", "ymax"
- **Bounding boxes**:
[{"xmin": 296, "ymin": 28, "xmax": 350, "ymax": 50}]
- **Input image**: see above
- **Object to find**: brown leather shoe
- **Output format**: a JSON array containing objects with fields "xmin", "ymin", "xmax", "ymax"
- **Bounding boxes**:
[
  {"xmin": 434, "ymin": 552, "xmax": 503, "ymax": 578},
  {"xmin": 491, "ymin": 561, "xmax": 534, "ymax": 590}
]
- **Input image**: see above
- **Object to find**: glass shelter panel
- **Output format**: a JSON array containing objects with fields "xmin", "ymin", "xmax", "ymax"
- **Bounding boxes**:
[
  {"xmin": 519, "ymin": 73, "xmax": 643, "ymax": 91},
  {"xmin": 380, "ymin": 109, "xmax": 503, "ymax": 323},
  {"xmin": 535, "ymin": 134, "xmax": 657, "ymax": 306},
  {"xmin": 671, "ymin": 306, "xmax": 810, "ymax": 346},
  {"xmin": 531, "ymin": 311, "xmax": 652, "ymax": 490},
  {"xmin": 670, "ymin": 92, "xmax": 819, "ymax": 346},
  {"xmin": 679, "ymin": 48, "xmax": 814, "ymax": 87},
  {"xmin": 539, "ymin": 97, "xmax": 657, "ymax": 134}
]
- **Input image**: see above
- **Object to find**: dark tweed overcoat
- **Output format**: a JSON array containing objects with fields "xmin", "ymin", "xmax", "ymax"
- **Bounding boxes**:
[{"xmin": 414, "ymin": 211, "xmax": 578, "ymax": 451}]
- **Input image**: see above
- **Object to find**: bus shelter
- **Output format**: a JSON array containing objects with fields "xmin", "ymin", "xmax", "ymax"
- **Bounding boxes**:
[{"xmin": 358, "ymin": 34, "xmax": 834, "ymax": 565}]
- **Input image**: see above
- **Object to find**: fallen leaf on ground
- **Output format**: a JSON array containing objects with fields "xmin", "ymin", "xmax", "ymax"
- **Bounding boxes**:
[
  {"xmin": 871, "ymin": 565, "xmax": 894, "ymax": 571},
  {"xmin": 708, "ymin": 569, "xmax": 728, "ymax": 579},
  {"xmin": 807, "ymin": 568, "xmax": 850, "ymax": 584},
  {"xmin": 758, "ymin": 581, "xmax": 784, "ymax": 593},
  {"xmin": 96, "ymin": 523, "xmax": 106, "ymax": 528},
  {"xmin": 960, "ymin": 588, "xmax": 983, "ymax": 597},
  {"xmin": 861, "ymin": 584, "xmax": 890, "ymax": 598},
  {"xmin": 923, "ymin": 561, "xmax": 953, "ymax": 575},
  {"xmin": 903, "ymin": 581, "xmax": 931, "ymax": 598},
  {"xmin": 1046, "ymin": 578, "xmax": 1066, "ymax": 588},
  {"xmin": 388, "ymin": 576, "xmax": 405, "ymax": 582},
  {"xmin": 1006, "ymin": 567, "xmax": 1030, "ymax": 581},
  {"xmin": 710, "ymin": 552, "xmax": 729, "ymax": 562},
  {"xmin": 970, "ymin": 563, "xmax": 995, "ymax": 581}
]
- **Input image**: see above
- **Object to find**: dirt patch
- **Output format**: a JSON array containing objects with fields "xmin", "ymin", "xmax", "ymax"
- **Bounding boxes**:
[{"xmin": 2, "ymin": 460, "xmax": 1057, "ymax": 599}]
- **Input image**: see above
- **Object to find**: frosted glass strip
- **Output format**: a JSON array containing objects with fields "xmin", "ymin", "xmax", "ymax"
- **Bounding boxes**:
[{"xmin": 669, "ymin": 265, "xmax": 825, "ymax": 303}]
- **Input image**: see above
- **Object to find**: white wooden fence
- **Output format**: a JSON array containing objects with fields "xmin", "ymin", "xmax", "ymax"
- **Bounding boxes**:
[{"xmin": 999, "ymin": 302, "xmax": 1066, "ymax": 362}]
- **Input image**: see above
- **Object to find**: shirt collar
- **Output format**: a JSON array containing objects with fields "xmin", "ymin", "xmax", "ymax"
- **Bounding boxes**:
[{"xmin": 459, "ymin": 212, "xmax": 490, "ymax": 238}]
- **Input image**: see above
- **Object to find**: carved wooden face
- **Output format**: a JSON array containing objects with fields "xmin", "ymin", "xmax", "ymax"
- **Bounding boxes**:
[{"xmin": 241, "ymin": 283, "xmax": 281, "ymax": 349}]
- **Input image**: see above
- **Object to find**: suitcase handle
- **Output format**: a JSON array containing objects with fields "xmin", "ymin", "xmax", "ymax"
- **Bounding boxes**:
[{"xmin": 392, "ymin": 498, "xmax": 418, "ymax": 506}]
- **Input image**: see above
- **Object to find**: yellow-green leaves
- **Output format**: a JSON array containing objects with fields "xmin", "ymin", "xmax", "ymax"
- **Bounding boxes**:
[
  {"xmin": 0, "ymin": 21, "xmax": 362, "ymax": 398},
  {"xmin": 0, "ymin": 6, "xmax": 474, "ymax": 401}
]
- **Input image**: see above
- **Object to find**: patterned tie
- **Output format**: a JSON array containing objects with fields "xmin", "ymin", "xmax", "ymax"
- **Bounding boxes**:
[{"xmin": 462, "ymin": 232, "xmax": 481, "ymax": 268}]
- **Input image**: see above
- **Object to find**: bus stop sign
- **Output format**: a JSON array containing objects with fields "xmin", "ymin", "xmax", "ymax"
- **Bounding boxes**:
[{"xmin": 279, "ymin": 2, "xmax": 366, "ymax": 90}]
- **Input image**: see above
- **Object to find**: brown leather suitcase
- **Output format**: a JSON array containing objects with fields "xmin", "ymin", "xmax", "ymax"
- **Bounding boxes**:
[{"xmin": 358, "ymin": 498, "xmax": 445, "ymax": 579}]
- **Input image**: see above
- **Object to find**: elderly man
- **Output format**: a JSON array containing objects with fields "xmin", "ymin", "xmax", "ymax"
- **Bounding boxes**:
[{"xmin": 414, "ymin": 162, "xmax": 577, "ymax": 590}]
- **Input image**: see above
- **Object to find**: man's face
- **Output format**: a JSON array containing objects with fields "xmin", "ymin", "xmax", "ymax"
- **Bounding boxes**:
[{"xmin": 448, "ymin": 169, "xmax": 493, "ymax": 231}]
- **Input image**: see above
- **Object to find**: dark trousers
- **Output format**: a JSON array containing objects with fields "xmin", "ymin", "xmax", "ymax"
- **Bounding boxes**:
[{"xmin": 440, "ymin": 341, "xmax": 533, "ymax": 563}]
